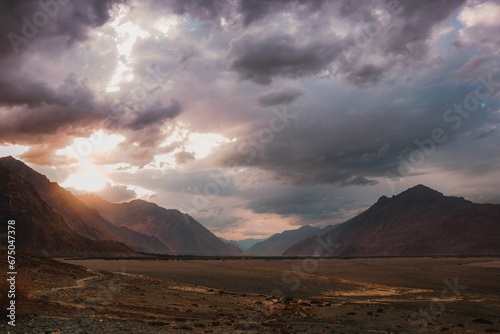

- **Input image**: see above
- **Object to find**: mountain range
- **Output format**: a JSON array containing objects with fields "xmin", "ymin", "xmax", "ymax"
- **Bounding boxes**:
[
  {"xmin": 284, "ymin": 185, "xmax": 500, "ymax": 256},
  {"xmin": 0, "ymin": 156, "xmax": 239, "ymax": 256},
  {"xmin": 2, "ymin": 156, "xmax": 500, "ymax": 258},
  {"xmin": 79, "ymin": 194, "xmax": 242, "ymax": 255},
  {"xmin": 246, "ymin": 225, "xmax": 336, "ymax": 256}
]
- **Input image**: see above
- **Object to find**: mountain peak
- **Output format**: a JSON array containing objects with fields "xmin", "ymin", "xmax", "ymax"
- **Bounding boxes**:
[{"xmin": 397, "ymin": 184, "xmax": 444, "ymax": 199}]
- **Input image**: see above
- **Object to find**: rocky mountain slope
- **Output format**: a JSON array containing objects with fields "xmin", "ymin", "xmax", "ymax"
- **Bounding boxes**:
[
  {"xmin": 0, "ymin": 156, "xmax": 168, "ymax": 254},
  {"xmin": 0, "ymin": 165, "xmax": 133, "ymax": 257},
  {"xmin": 79, "ymin": 194, "xmax": 242, "ymax": 256},
  {"xmin": 284, "ymin": 185, "xmax": 500, "ymax": 257}
]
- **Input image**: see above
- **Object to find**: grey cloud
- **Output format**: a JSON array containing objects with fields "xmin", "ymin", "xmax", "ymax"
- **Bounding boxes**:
[
  {"xmin": 346, "ymin": 64, "xmax": 385, "ymax": 87},
  {"xmin": 383, "ymin": 0, "xmax": 467, "ymax": 55},
  {"xmin": 127, "ymin": 99, "xmax": 182, "ymax": 130},
  {"xmin": 256, "ymin": 87, "xmax": 303, "ymax": 107},
  {"xmin": 111, "ymin": 168, "xmax": 238, "ymax": 197},
  {"xmin": 165, "ymin": 0, "xmax": 233, "ymax": 22},
  {"xmin": 0, "ymin": 74, "xmax": 104, "ymax": 143},
  {"xmin": 94, "ymin": 127, "xmax": 181, "ymax": 168},
  {"xmin": 97, "ymin": 183, "xmax": 137, "ymax": 203},
  {"xmin": 246, "ymin": 185, "xmax": 369, "ymax": 224},
  {"xmin": 238, "ymin": 0, "xmax": 327, "ymax": 26},
  {"xmin": 229, "ymin": 32, "xmax": 340, "ymax": 85},
  {"xmin": 0, "ymin": 0, "xmax": 126, "ymax": 56},
  {"xmin": 213, "ymin": 75, "xmax": 497, "ymax": 187}
]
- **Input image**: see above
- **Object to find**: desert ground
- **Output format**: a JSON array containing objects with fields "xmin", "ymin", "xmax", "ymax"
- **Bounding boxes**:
[{"xmin": 2, "ymin": 255, "xmax": 500, "ymax": 333}]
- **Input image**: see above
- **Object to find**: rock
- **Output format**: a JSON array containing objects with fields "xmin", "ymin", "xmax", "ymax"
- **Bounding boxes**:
[{"xmin": 473, "ymin": 319, "xmax": 494, "ymax": 325}]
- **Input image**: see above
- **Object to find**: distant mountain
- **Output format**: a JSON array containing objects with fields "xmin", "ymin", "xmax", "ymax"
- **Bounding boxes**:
[
  {"xmin": 284, "ymin": 185, "xmax": 500, "ymax": 257},
  {"xmin": 0, "ymin": 165, "xmax": 133, "ymax": 257},
  {"xmin": 0, "ymin": 156, "xmax": 168, "ymax": 254},
  {"xmin": 220, "ymin": 238, "xmax": 265, "ymax": 251},
  {"xmin": 236, "ymin": 238, "xmax": 266, "ymax": 251},
  {"xmin": 79, "ymin": 194, "xmax": 243, "ymax": 256},
  {"xmin": 246, "ymin": 225, "xmax": 325, "ymax": 256}
]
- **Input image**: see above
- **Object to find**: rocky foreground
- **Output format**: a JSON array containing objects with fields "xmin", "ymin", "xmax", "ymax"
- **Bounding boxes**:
[{"xmin": 2, "ymin": 254, "xmax": 500, "ymax": 333}]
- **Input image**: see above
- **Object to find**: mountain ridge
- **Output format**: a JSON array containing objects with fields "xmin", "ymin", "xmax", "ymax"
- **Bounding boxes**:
[
  {"xmin": 0, "ymin": 156, "xmax": 169, "ymax": 254},
  {"xmin": 284, "ymin": 184, "xmax": 500, "ymax": 256},
  {"xmin": 0, "ymin": 164, "xmax": 134, "ymax": 257},
  {"xmin": 79, "ymin": 193, "xmax": 242, "ymax": 256}
]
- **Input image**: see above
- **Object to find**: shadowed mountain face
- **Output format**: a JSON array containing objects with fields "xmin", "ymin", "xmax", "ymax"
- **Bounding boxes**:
[
  {"xmin": 0, "ymin": 165, "xmax": 133, "ymax": 257},
  {"xmin": 284, "ymin": 185, "xmax": 500, "ymax": 257},
  {"xmin": 79, "ymin": 194, "xmax": 243, "ymax": 256},
  {"xmin": 0, "ymin": 156, "xmax": 168, "ymax": 254},
  {"xmin": 246, "ymin": 225, "xmax": 324, "ymax": 256}
]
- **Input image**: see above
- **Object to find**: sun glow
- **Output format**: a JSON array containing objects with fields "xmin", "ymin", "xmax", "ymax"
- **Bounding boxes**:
[{"xmin": 61, "ymin": 169, "xmax": 109, "ymax": 192}]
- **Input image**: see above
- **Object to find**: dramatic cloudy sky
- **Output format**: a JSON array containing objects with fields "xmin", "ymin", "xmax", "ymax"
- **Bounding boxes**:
[{"xmin": 1, "ymin": 0, "xmax": 499, "ymax": 239}]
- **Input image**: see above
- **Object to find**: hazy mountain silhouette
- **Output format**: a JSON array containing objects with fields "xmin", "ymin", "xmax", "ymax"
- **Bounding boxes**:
[
  {"xmin": 0, "ymin": 156, "xmax": 168, "ymax": 254},
  {"xmin": 79, "ymin": 194, "xmax": 243, "ymax": 256},
  {"xmin": 247, "ymin": 225, "xmax": 326, "ymax": 256},
  {"xmin": 0, "ymin": 164, "xmax": 133, "ymax": 257},
  {"xmin": 284, "ymin": 185, "xmax": 500, "ymax": 256},
  {"xmin": 219, "ymin": 238, "xmax": 265, "ymax": 251}
]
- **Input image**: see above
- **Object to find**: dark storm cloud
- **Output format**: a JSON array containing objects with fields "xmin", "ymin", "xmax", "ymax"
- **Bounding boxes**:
[
  {"xmin": 256, "ymin": 87, "xmax": 303, "ymax": 107},
  {"xmin": 165, "ymin": 0, "xmax": 233, "ymax": 22},
  {"xmin": 126, "ymin": 99, "xmax": 182, "ymax": 130},
  {"xmin": 246, "ymin": 186, "xmax": 368, "ymax": 224},
  {"xmin": 383, "ymin": 0, "xmax": 467, "ymax": 55},
  {"xmin": 0, "ymin": 74, "xmax": 104, "ymax": 142},
  {"xmin": 1, "ymin": 0, "xmax": 126, "ymax": 56},
  {"xmin": 214, "ymin": 73, "xmax": 500, "ymax": 187},
  {"xmin": 0, "ymin": 77, "xmax": 62, "ymax": 107},
  {"xmin": 238, "ymin": 0, "xmax": 327, "ymax": 26},
  {"xmin": 160, "ymin": 0, "xmax": 327, "ymax": 26},
  {"xmin": 229, "ymin": 32, "xmax": 340, "ymax": 85}
]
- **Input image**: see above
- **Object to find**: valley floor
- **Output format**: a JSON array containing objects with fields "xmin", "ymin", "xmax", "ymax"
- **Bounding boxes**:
[{"xmin": 3, "ymin": 256, "xmax": 500, "ymax": 333}]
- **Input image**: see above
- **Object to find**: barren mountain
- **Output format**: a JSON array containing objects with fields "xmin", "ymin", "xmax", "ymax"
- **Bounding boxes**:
[
  {"xmin": 284, "ymin": 185, "xmax": 500, "ymax": 257},
  {"xmin": 0, "ymin": 165, "xmax": 133, "ymax": 257},
  {"xmin": 0, "ymin": 156, "xmax": 168, "ymax": 254},
  {"xmin": 79, "ymin": 194, "xmax": 243, "ymax": 256}
]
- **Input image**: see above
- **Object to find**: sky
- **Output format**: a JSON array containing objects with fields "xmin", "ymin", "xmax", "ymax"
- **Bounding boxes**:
[{"xmin": 0, "ymin": 0, "xmax": 499, "ymax": 240}]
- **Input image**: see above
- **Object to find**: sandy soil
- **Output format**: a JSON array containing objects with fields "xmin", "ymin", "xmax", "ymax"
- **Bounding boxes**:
[{"xmin": 2, "ymin": 256, "xmax": 500, "ymax": 333}]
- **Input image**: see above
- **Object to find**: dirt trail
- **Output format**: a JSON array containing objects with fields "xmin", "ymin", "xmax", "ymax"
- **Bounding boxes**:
[{"xmin": 49, "ymin": 271, "xmax": 99, "ymax": 292}]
